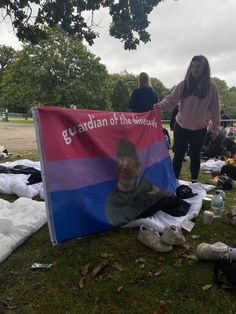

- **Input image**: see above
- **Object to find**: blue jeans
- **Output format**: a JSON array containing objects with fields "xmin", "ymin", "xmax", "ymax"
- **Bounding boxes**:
[{"xmin": 173, "ymin": 123, "xmax": 207, "ymax": 180}]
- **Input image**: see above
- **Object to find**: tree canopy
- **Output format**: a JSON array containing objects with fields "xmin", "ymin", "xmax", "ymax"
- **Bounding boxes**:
[
  {"xmin": 0, "ymin": 45, "xmax": 15, "ymax": 77},
  {"xmin": 1, "ymin": 34, "xmax": 236, "ymax": 117},
  {"xmin": 0, "ymin": 27, "xmax": 111, "ymax": 112},
  {"xmin": 1, "ymin": 0, "xmax": 163, "ymax": 50},
  {"xmin": 212, "ymin": 77, "xmax": 236, "ymax": 118}
]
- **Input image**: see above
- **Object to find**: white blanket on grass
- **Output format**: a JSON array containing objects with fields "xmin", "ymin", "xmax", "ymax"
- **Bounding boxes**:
[
  {"xmin": 0, "ymin": 197, "xmax": 47, "ymax": 264},
  {"xmin": 0, "ymin": 159, "xmax": 44, "ymax": 199},
  {"xmin": 200, "ymin": 159, "xmax": 225, "ymax": 173},
  {"xmin": 124, "ymin": 181, "xmax": 215, "ymax": 232}
]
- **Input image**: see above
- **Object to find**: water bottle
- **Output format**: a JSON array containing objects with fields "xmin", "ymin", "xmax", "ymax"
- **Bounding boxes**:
[
  {"xmin": 216, "ymin": 186, "xmax": 225, "ymax": 201},
  {"xmin": 211, "ymin": 191, "xmax": 224, "ymax": 218}
]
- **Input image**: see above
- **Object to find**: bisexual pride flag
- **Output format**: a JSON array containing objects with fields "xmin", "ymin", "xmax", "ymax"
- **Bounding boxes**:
[{"xmin": 33, "ymin": 106, "xmax": 176, "ymax": 244}]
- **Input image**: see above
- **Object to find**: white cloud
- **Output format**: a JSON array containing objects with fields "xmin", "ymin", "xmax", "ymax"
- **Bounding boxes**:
[{"xmin": 0, "ymin": 0, "xmax": 236, "ymax": 88}]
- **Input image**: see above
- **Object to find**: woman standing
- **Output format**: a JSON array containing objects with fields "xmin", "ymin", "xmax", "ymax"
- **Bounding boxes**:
[
  {"xmin": 154, "ymin": 55, "xmax": 220, "ymax": 182},
  {"xmin": 129, "ymin": 72, "xmax": 158, "ymax": 113}
]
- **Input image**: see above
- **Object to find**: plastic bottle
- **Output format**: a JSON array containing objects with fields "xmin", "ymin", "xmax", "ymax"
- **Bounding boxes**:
[
  {"xmin": 211, "ymin": 191, "xmax": 224, "ymax": 218},
  {"xmin": 216, "ymin": 186, "xmax": 225, "ymax": 201}
]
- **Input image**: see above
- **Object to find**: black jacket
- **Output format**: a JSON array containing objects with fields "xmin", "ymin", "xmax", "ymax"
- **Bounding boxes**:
[{"xmin": 129, "ymin": 86, "xmax": 158, "ymax": 113}]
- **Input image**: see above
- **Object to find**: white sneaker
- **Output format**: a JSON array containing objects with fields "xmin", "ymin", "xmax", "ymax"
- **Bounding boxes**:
[
  {"xmin": 161, "ymin": 225, "xmax": 186, "ymax": 246},
  {"xmin": 196, "ymin": 242, "xmax": 231, "ymax": 261},
  {"xmin": 138, "ymin": 225, "xmax": 172, "ymax": 253}
]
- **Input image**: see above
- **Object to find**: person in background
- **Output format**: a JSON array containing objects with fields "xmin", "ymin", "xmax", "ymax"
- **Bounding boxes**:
[
  {"xmin": 219, "ymin": 153, "xmax": 236, "ymax": 180},
  {"xmin": 162, "ymin": 128, "xmax": 171, "ymax": 149},
  {"xmin": 227, "ymin": 127, "xmax": 236, "ymax": 141},
  {"xmin": 153, "ymin": 55, "xmax": 220, "ymax": 182},
  {"xmin": 169, "ymin": 106, "xmax": 179, "ymax": 132},
  {"xmin": 129, "ymin": 72, "xmax": 158, "ymax": 113},
  {"xmin": 220, "ymin": 109, "xmax": 229, "ymax": 129}
]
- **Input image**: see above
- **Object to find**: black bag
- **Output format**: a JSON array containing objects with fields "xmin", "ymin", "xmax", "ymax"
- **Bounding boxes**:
[
  {"xmin": 216, "ymin": 174, "xmax": 233, "ymax": 190},
  {"xmin": 161, "ymin": 195, "xmax": 190, "ymax": 217},
  {"xmin": 176, "ymin": 185, "xmax": 198, "ymax": 199},
  {"xmin": 213, "ymin": 260, "xmax": 236, "ymax": 289}
]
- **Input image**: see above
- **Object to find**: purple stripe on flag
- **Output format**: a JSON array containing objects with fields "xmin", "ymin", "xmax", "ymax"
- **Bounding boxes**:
[{"xmin": 46, "ymin": 140, "xmax": 168, "ymax": 192}]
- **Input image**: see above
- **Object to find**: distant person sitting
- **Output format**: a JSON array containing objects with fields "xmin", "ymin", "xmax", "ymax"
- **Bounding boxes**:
[
  {"xmin": 220, "ymin": 154, "xmax": 236, "ymax": 180},
  {"xmin": 201, "ymin": 129, "xmax": 226, "ymax": 159},
  {"xmin": 129, "ymin": 72, "xmax": 158, "ymax": 113},
  {"xmin": 163, "ymin": 128, "xmax": 171, "ymax": 149},
  {"xmin": 227, "ymin": 127, "xmax": 236, "ymax": 141},
  {"xmin": 220, "ymin": 109, "xmax": 229, "ymax": 129}
]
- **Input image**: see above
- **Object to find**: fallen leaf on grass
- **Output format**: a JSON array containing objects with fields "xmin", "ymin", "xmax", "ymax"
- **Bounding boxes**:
[
  {"xmin": 117, "ymin": 286, "xmax": 123, "ymax": 293},
  {"xmin": 80, "ymin": 264, "xmax": 90, "ymax": 276},
  {"xmin": 79, "ymin": 260, "xmax": 109, "ymax": 288},
  {"xmin": 10, "ymin": 270, "xmax": 21, "ymax": 276},
  {"xmin": 101, "ymin": 253, "xmax": 113, "ymax": 258},
  {"xmin": 186, "ymin": 255, "xmax": 198, "ymax": 261},
  {"xmin": 91, "ymin": 260, "xmax": 109, "ymax": 278},
  {"xmin": 79, "ymin": 276, "xmax": 86, "ymax": 289},
  {"xmin": 148, "ymin": 271, "xmax": 163, "ymax": 278},
  {"xmin": 191, "ymin": 234, "xmax": 200, "ymax": 239},
  {"xmin": 139, "ymin": 263, "xmax": 145, "ymax": 269},
  {"xmin": 112, "ymin": 262, "xmax": 126, "ymax": 272},
  {"xmin": 174, "ymin": 259, "xmax": 182, "ymax": 267},
  {"xmin": 135, "ymin": 258, "xmax": 146, "ymax": 263},
  {"xmin": 153, "ymin": 270, "xmax": 163, "ymax": 277},
  {"xmin": 176, "ymin": 247, "xmax": 188, "ymax": 257},
  {"xmin": 201, "ymin": 284, "xmax": 212, "ymax": 290}
]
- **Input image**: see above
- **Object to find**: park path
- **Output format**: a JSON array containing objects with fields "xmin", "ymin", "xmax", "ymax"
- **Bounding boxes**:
[{"xmin": 0, "ymin": 122, "xmax": 37, "ymax": 153}]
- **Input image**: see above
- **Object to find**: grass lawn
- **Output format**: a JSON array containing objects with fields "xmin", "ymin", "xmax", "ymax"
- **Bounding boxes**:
[
  {"xmin": 1, "ymin": 118, "xmax": 33, "ymax": 124},
  {"xmin": 1, "ymin": 152, "xmax": 236, "ymax": 314}
]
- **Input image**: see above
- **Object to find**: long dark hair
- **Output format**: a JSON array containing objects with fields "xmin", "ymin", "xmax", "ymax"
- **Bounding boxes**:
[
  {"xmin": 182, "ymin": 55, "xmax": 211, "ymax": 99},
  {"xmin": 138, "ymin": 72, "xmax": 150, "ymax": 88}
]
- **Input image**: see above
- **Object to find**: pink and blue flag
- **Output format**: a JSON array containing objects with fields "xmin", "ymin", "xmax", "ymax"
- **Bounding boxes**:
[{"xmin": 33, "ymin": 106, "xmax": 176, "ymax": 244}]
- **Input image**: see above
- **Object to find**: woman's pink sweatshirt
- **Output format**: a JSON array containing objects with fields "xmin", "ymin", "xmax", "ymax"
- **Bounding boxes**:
[{"xmin": 158, "ymin": 80, "xmax": 220, "ymax": 134}]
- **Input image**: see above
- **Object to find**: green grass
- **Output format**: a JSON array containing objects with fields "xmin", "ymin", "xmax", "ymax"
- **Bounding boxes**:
[
  {"xmin": 1, "ymin": 117, "xmax": 33, "ymax": 123},
  {"xmin": 1, "ymin": 152, "xmax": 236, "ymax": 313}
]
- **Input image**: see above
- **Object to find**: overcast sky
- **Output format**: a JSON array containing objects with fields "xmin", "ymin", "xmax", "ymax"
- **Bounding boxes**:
[{"xmin": 1, "ymin": 0, "xmax": 236, "ymax": 88}]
